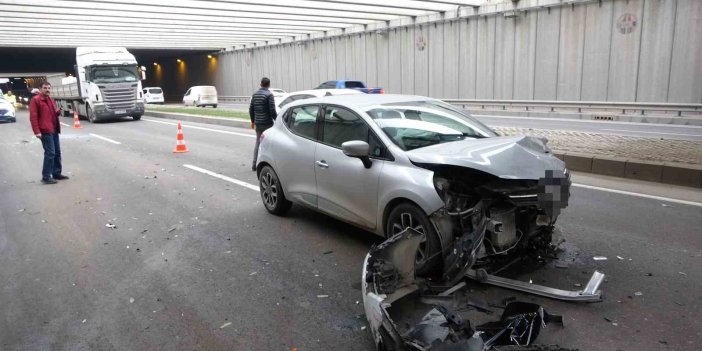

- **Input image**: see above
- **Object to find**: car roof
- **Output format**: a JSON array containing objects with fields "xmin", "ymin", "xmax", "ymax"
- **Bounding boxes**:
[
  {"xmin": 144, "ymin": 86, "xmax": 162, "ymax": 89},
  {"xmin": 287, "ymin": 94, "xmax": 437, "ymax": 109}
]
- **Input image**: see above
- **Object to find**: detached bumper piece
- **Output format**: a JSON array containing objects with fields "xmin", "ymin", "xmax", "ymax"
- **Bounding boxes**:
[
  {"xmin": 466, "ymin": 269, "xmax": 605, "ymax": 303},
  {"xmin": 363, "ymin": 229, "xmax": 579, "ymax": 351}
]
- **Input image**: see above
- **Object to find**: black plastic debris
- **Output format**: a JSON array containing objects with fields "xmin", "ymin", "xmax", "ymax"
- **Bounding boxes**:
[{"xmin": 477, "ymin": 302, "xmax": 563, "ymax": 348}]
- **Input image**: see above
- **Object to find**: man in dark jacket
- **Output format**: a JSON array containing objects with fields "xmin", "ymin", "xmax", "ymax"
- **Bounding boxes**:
[
  {"xmin": 249, "ymin": 77, "xmax": 277, "ymax": 171},
  {"xmin": 29, "ymin": 82, "xmax": 68, "ymax": 184}
]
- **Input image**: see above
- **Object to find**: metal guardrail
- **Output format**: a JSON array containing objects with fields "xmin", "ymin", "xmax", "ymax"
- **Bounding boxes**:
[
  {"xmin": 443, "ymin": 99, "xmax": 702, "ymax": 117},
  {"xmin": 219, "ymin": 96, "xmax": 251, "ymax": 103},
  {"xmin": 219, "ymin": 96, "xmax": 702, "ymax": 117}
]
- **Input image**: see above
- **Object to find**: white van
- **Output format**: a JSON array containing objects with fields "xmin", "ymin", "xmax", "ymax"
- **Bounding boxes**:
[
  {"xmin": 143, "ymin": 87, "xmax": 164, "ymax": 104},
  {"xmin": 183, "ymin": 86, "xmax": 217, "ymax": 108}
]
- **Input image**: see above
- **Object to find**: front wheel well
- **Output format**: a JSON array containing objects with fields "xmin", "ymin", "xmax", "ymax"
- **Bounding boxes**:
[{"xmin": 381, "ymin": 198, "xmax": 423, "ymax": 238}]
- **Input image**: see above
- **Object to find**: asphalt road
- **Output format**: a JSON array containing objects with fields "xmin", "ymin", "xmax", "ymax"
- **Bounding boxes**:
[
  {"xmin": 1, "ymin": 110, "xmax": 701, "ymax": 350},
  {"xmin": 473, "ymin": 114, "xmax": 702, "ymax": 141}
]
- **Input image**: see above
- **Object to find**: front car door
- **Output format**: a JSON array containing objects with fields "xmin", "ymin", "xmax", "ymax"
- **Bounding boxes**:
[
  {"xmin": 314, "ymin": 105, "xmax": 387, "ymax": 230},
  {"xmin": 274, "ymin": 105, "xmax": 321, "ymax": 209}
]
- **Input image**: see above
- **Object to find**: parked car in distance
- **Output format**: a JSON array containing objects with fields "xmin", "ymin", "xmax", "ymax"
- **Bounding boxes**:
[
  {"xmin": 315, "ymin": 80, "xmax": 384, "ymax": 94},
  {"xmin": 276, "ymin": 88, "xmax": 362, "ymax": 113},
  {"xmin": 255, "ymin": 94, "xmax": 569, "ymax": 276},
  {"xmin": 0, "ymin": 96, "xmax": 16, "ymax": 123},
  {"xmin": 143, "ymin": 87, "xmax": 164, "ymax": 104},
  {"xmin": 183, "ymin": 86, "xmax": 217, "ymax": 108},
  {"xmin": 269, "ymin": 88, "xmax": 287, "ymax": 99}
]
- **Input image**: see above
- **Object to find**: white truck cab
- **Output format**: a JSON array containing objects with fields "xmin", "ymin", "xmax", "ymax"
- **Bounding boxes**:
[{"xmin": 49, "ymin": 47, "xmax": 145, "ymax": 122}]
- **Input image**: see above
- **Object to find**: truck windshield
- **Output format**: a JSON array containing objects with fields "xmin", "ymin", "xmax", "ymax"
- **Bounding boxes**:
[{"xmin": 88, "ymin": 65, "xmax": 138, "ymax": 84}]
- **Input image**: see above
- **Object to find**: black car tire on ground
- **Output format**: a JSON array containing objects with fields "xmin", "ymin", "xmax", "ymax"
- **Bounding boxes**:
[
  {"xmin": 212, "ymin": 104, "xmax": 217, "ymax": 108},
  {"xmin": 386, "ymin": 202, "xmax": 442, "ymax": 277},
  {"xmin": 259, "ymin": 165, "xmax": 292, "ymax": 215}
]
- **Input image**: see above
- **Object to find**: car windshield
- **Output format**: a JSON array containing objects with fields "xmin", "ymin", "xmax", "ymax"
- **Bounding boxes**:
[
  {"xmin": 365, "ymin": 100, "xmax": 497, "ymax": 151},
  {"xmin": 88, "ymin": 65, "xmax": 138, "ymax": 84}
]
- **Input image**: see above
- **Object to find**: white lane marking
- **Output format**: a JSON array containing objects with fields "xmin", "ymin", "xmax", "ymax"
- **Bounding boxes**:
[
  {"xmin": 60, "ymin": 122, "xmax": 71, "ymax": 127},
  {"xmin": 89, "ymin": 133, "xmax": 122, "ymax": 145},
  {"xmin": 601, "ymin": 129, "xmax": 700, "ymax": 137},
  {"xmin": 475, "ymin": 115, "xmax": 702, "ymax": 129},
  {"xmin": 142, "ymin": 118, "xmax": 255, "ymax": 138},
  {"xmin": 572, "ymin": 183, "xmax": 702, "ymax": 207},
  {"xmin": 183, "ymin": 164, "xmax": 259, "ymax": 192}
]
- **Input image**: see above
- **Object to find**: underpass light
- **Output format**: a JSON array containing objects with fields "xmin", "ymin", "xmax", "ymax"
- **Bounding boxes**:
[
  {"xmin": 208, "ymin": 54, "xmax": 213, "ymax": 59},
  {"xmin": 177, "ymin": 59, "xmax": 182, "ymax": 63},
  {"xmin": 153, "ymin": 62, "xmax": 158, "ymax": 66}
]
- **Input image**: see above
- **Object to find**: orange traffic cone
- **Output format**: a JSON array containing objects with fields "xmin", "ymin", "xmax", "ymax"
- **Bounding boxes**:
[
  {"xmin": 72, "ymin": 111, "xmax": 82, "ymax": 129},
  {"xmin": 173, "ymin": 123, "xmax": 188, "ymax": 153}
]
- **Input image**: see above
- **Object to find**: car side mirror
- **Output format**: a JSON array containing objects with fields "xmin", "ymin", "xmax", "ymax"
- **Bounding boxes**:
[{"xmin": 342, "ymin": 140, "xmax": 372, "ymax": 169}]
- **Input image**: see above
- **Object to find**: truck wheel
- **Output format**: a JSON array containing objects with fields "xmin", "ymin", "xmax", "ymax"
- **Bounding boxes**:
[
  {"xmin": 132, "ymin": 114, "xmax": 142, "ymax": 121},
  {"xmin": 212, "ymin": 104, "xmax": 217, "ymax": 108},
  {"xmin": 87, "ymin": 105, "xmax": 96, "ymax": 123}
]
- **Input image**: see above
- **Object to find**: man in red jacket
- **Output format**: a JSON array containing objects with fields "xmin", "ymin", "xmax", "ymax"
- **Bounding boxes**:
[{"xmin": 30, "ymin": 82, "xmax": 68, "ymax": 184}]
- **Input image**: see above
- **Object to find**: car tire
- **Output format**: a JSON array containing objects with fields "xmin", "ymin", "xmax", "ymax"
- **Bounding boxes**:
[
  {"xmin": 212, "ymin": 104, "xmax": 217, "ymax": 108},
  {"xmin": 386, "ymin": 202, "xmax": 442, "ymax": 276},
  {"xmin": 259, "ymin": 165, "xmax": 292, "ymax": 215}
]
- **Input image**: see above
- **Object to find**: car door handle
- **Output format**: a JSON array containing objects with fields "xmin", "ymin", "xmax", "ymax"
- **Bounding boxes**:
[{"xmin": 315, "ymin": 160, "xmax": 329, "ymax": 168}]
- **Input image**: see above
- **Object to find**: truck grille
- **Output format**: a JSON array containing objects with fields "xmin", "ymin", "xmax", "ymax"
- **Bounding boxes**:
[{"xmin": 98, "ymin": 84, "xmax": 137, "ymax": 110}]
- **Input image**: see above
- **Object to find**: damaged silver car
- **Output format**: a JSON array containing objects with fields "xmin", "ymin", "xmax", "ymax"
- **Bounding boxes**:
[{"xmin": 257, "ymin": 95, "xmax": 570, "ymax": 278}]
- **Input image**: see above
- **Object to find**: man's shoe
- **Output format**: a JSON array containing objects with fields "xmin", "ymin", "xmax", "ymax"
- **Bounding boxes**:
[
  {"xmin": 53, "ymin": 174, "xmax": 70, "ymax": 180},
  {"xmin": 41, "ymin": 178, "xmax": 57, "ymax": 184}
]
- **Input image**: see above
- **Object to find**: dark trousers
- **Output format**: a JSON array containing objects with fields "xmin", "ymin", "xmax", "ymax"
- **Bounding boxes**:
[
  {"xmin": 40, "ymin": 133, "xmax": 62, "ymax": 180},
  {"xmin": 252, "ymin": 124, "xmax": 272, "ymax": 169}
]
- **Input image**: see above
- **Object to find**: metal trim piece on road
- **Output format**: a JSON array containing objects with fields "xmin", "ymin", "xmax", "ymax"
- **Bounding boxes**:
[
  {"xmin": 142, "ymin": 118, "xmax": 256, "ymax": 138},
  {"xmin": 89, "ymin": 133, "xmax": 121, "ymax": 145},
  {"xmin": 572, "ymin": 183, "xmax": 702, "ymax": 207},
  {"xmin": 183, "ymin": 164, "xmax": 259, "ymax": 192}
]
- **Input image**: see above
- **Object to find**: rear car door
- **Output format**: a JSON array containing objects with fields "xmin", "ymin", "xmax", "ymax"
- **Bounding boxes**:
[
  {"xmin": 275, "ymin": 105, "xmax": 321, "ymax": 208},
  {"xmin": 314, "ymin": 105, "xmax": 386, "ymax": 230}
]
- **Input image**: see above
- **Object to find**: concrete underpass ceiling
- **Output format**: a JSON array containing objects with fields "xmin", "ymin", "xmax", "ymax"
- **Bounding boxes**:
[{"xmin": 0, "ymin": 0, "xmax": 484, "ymax": 50}]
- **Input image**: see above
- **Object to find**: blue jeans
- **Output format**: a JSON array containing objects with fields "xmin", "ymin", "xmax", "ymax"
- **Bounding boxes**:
[{"xmin": 40, "ymin": 133, "xmax": 62, "ymax": 180}]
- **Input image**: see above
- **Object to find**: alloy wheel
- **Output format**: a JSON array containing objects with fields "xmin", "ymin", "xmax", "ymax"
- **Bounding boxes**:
[
  {"xmin": 391, "ymin": 212, "xmax": 429, "ymax": 267},
  {"xmin": 260, "ymin": 171, "xmax": 279, "ymax": 210}
]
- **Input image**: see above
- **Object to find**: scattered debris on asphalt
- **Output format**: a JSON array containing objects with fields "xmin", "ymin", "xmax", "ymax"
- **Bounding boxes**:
[
  {"xmin": 593, "ymin": 256, "xmax": 608, "ymax": 261},
  {"xmin": 323, "ymin": 250, "xmax": 334, "ymax": 255},
  {"xmin": 616, "ymin": 256, "xmax": 625, "ymax": 260},
  {"xmin": 219, "ymin": 322, "xmax": 232, "ymax": 329},
  {"xmin": 363, "ymin": 229, "xmax": 576, "ymax": 350},
  {"xmin": 129, "ymin": 297, "xmax": 135, "ymax": 303},
  {"xmin": 317, "ymin": 295, "xmax": 329, "ymax": 298},
  {"xmin": 634, "ymin": 291, "xmax": 643, "ymax": 296},
  {"xmin": 249, "ymin": 272, "xmax": 257, "ymax": 276},
  {"xmin": 105, "ymin": 223, "xmax": 117, "ymax": 229},
  {"xmin": 168, "ymin": 227, "xmax": 177, "ymax": 233},
  {"xmin": 661, "ymin": 204, "xmax": 672, "ymax": 208}
]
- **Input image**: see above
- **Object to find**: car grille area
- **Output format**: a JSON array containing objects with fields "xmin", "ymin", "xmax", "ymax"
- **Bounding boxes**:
[{"xmin": 98, "ymin": 84, "xmax": 137, "ymax": 110}]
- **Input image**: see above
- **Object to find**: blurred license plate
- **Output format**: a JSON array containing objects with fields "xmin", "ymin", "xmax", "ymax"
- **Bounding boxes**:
[{"xmin": 115, "ymin": 110, "xmax": 126, "ymax": 114}]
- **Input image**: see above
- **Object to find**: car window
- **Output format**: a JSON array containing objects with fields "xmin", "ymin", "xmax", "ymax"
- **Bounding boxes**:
[
  {"xmin": 185, "ymin": 89, "xmax": 191, "ymax": 96},
  {"xmin": 288, "ymin": 105, "xmax": 319, "ymax": 139},
  {"xmin": 321, "ymin": 106, "xmax": 384, "ymax": 157},
  {"xmin": 279, "ymin": 96, "xmax": 296, "ymax": 107},
  {"xmin": 344, "ymin": 81, "xmax": 365, "ymax": 88},
  {"xmin": 149, "ymin": 88, "xmax": 162, "ymax": 94},
  {"xmin": 365, "ymin": 100, "xmax": 497, "ymax": 151}
]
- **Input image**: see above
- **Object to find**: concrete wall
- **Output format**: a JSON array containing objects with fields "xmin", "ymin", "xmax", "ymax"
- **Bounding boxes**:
[{"xmin": 206, "ymin": 0, "xmax": 701, "ymax": 103}]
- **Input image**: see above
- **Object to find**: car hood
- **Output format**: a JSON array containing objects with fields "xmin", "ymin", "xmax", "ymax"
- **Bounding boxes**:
[{"xmin": 406, "ymin": 135, "xmax": 565, "ymax": 180}]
